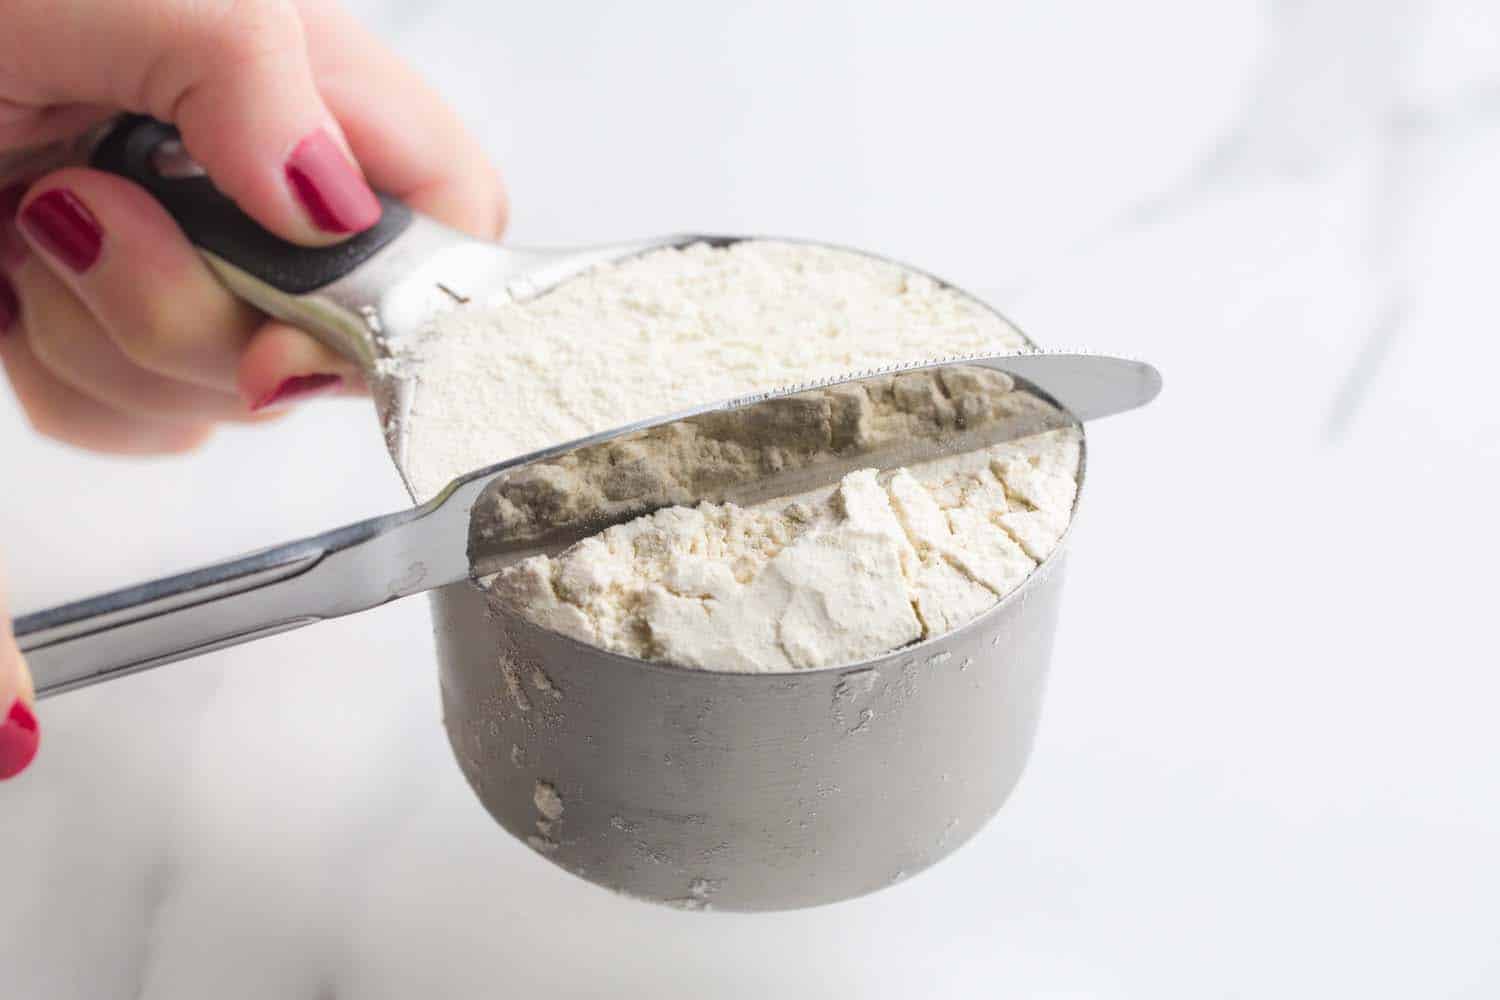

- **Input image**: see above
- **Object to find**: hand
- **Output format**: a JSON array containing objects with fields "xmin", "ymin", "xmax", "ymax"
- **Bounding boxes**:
[{"xmin": 0, "ymin": 0, "xmax": 510, "ymax": 779}]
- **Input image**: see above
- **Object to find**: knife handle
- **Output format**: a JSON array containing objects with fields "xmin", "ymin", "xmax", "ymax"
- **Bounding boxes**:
[{"xmin": 89, "ymin": 115, "xmax": 414, "ymax": 295}]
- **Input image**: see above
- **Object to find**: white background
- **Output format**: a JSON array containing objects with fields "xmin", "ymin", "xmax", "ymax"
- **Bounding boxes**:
[{"xmin": 3, "ymin": 1, "xmax": 1499, "ymax": 996}]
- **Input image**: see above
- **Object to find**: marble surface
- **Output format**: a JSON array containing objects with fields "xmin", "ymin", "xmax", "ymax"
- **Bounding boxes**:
[{"xmin": 3, "ymin": 1, "xmax": 1499, "ymax": 996}]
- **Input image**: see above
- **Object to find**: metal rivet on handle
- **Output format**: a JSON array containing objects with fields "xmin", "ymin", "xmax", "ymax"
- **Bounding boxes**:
[{"xmin": 149, "ymin": 138, "xmax": 206, "ymax": 179}]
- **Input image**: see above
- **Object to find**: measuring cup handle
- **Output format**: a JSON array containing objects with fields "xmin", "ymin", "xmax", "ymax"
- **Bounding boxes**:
[
  {"xmin": 11, "ymin": 495, "xmax": 457, "ymax": 699},
  {"xmin": 13, "ymin": 543, "xmax": 331, "ymax": 699},
  {"xmin": 90, "ymin": 115, "xmax": 415, "ymax": 296}
]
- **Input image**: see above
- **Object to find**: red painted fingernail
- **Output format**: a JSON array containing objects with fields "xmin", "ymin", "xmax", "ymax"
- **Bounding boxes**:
[
  {"xmin": 0, "ymin": 273, "xmax": 17, "ymax": 335},
  {"xmin": 19, "ymin": 189, "xmax": 103, "ymax": 273},
  {"xmin": 0, "ymin": 698, "xmax": 40, "ymax": 780},
  {"xmin": 285, "ymin": 130, "xmax": 381, "ymax": 235},
  {"xmin": 251, "ymin": 372, "xmax": 343, "ymax": 412}
]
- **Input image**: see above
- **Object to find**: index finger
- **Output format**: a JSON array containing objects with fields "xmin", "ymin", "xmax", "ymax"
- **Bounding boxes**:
[{"xmin": 300, "ymin": 2, "xmax": 509, "ymax": 238}]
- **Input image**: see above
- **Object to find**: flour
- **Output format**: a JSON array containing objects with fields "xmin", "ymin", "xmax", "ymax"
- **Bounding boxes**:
[
  {"xmin": 491, "ymin": 430, "xmax": 1078, "ymax": 672},
  {"xmin": 464, "ymin": 364, "xmax": 1066, "ymax": 557},
  {"xmin": 402, "ymin": 240, "xmax": 1030, "ymax": 500},
  {"xmin": 403, "ymin": 240, "xmax": 1079, "ymax": 672}
]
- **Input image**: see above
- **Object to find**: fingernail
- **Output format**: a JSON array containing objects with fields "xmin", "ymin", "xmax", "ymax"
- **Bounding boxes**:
[
  {"xmin": 0, "ymin": 273, "xmax": 17, "ymax": 335},
  {"xmin": 251, "ymin": 372, "xmax": 343, "ymax": 412},
  {"xmin": 0, "ymin": 698, "xmax": 40, "ymax": 780},
  {"xmin": 285, "ymin": 130, "xmax": 381, "ymax": 235},
  {"xmin": 19, "ymin": 189, "xmax": 103, "ymax": 273}
]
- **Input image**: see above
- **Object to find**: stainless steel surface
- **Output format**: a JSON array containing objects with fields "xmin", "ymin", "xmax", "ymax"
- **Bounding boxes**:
[{"xmin": 15, "ymin": 352, "xmax": 1152, "ymax": 699}]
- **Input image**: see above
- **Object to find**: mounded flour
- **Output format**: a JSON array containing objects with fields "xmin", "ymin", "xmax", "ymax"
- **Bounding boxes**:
[{"xmin": 401, "ymin": 241, "xmax": 1080, "ymax": 672}]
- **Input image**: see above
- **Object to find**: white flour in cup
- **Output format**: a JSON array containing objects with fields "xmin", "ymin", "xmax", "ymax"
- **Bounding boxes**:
[{"xmin": 399, "ymin": 240, "xmax": 1080, "ymax": 672}]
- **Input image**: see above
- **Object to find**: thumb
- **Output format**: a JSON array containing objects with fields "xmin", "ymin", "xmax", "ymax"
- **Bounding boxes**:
[
  {"xmin": 0, "ymin": 576, "xmax": 40, "ymax": 782},
  {"xmin": 3, "ymin": 0, "xmax": 380, "ymax": 245}
]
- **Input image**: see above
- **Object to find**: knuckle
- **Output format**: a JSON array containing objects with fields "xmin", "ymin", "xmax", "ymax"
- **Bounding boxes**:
[
  {"xmin": 122, "ymin": 284, "xmax": 243, "ymax": 374},
  {"xmin": 119, "ymin": 303, "xmax": 183, "ymax": 369},
  {"xmin": 184, "ymin": 0, "xmax": 301, "ymax": 65},
  {"xmin": 140, "ymin": 0, "xmax": 304, "ymax": 116}
]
